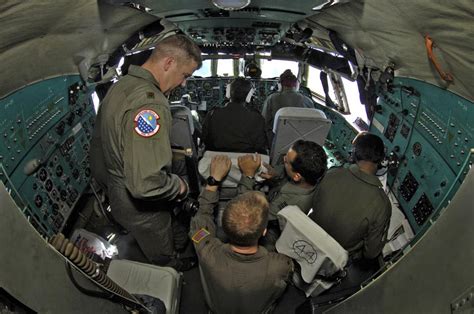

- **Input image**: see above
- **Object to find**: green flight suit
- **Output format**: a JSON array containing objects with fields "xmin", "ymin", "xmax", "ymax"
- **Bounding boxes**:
[
  {"xmin": 189, "ymin": 189, "xmax": 293, "ymax": 314},
  {"xmin": 238, "ymin": 171, "xmax": 317, "ymax": 251},
  {"xmin": 309, "ymin": 164, "xmax": 392, "ymax": 260},
  {"xmin": 238, "ymin": 176, "xmax": 316, "ymax": 221},
  {"xmin": 90, "ymin": 65, "xmax": 182, "ymax": 263}
]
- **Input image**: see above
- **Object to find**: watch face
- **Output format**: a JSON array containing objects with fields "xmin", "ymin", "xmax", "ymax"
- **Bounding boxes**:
[{"xmin": 206, "ymin": 176, "xmax": 218, "ymax": 186}]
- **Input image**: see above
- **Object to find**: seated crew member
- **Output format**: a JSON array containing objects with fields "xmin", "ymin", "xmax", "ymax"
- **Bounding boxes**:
[
  {"xmin": 309, "ymin": 132, "xmax": 392, "ymax": 261},
  {"xmin": 237, "ymin": 140, "xmax": 327, "ymax": 248},
  {"xmin": 190, "ymin": 155, "xmax": 293, "ymax": 314},
  {"xmin": 262, "ymin": 69, "xmax": 314, "ymax": 143},
  {"xmin": 89, "ymin": 35, "xmax": 202, "ymax": 270},
  {"xmin": 201, "ymin": 77, "xmax": 268, "ymax": 154}
]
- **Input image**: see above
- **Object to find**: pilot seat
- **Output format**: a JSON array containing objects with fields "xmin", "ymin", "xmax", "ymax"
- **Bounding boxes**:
[
  {"xmin": 270, "ymin": 107, "xmax": 331, "ymax": 166},
  {"xmin": 275, "ymin": 205, "xmax": 384, "ymax": 313}
]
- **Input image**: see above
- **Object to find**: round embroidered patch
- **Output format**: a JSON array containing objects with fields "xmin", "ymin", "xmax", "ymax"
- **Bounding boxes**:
[{"xmin": 134, "ymin": 109, "xmax": 160, "ymax": 137}]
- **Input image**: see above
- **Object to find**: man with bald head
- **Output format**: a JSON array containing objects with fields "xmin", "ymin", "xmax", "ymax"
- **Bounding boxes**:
[{"xmin": 90, "ymin": 34, "xmax": 202, "ymax": 270}]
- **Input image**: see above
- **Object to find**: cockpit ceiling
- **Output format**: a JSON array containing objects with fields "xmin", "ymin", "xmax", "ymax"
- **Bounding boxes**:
[
  {"xmin": 0, "ymin": 0, "xmax": 473, "ymax": 102},
  {"xmin": 130, "ymin": 0, "xmax": 331, "ymax": 48},
  {"xmin": 0, "ymin": 0, "xmax": 158, "ymax": 99},
  {"xmin": 310, "ymin": 0, "xmax": 474, "ymax": 102}
]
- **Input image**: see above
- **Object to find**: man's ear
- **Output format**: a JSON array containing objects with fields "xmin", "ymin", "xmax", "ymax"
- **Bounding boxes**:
[
  {"xmin": 163, "ymin": 56, "xmax": 174, "ymax": 72},
  {"xmin": 262, "ymin": 228, "xmax": 267, "ymax": 237},
  {"xmin": 293, "ymin": 172, "xmax": 303, "ymax": 182}
]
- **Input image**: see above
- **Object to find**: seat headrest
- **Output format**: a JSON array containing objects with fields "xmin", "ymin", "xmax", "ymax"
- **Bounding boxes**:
[
  {"xmin": 276, "ymin": 206, "xmax": 348, "ymax": 283},
  {"xmin": 273, "ymin": 107, "xmax": 328, "ymax": 133}
]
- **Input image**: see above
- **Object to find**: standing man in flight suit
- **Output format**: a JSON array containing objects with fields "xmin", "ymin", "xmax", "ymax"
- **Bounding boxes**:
[
  {"xmin": 262, "ymin": 69, "xmax": 314, "ymax": 144},
  {"xmin": 190, "ymin": 155, "xmax": 293, "ymax": 314},
  {"xmin": 90, "ymin": 34, "xmax": 202, "ymax": 269}
]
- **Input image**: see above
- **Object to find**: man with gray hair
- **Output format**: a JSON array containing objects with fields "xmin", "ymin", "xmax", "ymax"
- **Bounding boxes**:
[{"xmin": 90, "ymin": 34, "xmax": 202, "ymax": 270}]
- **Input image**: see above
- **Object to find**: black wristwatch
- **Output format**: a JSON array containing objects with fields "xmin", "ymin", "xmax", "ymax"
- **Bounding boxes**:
[{"xmin": 206, "ymin": 176, "xmax": 222, "ymax": 186}]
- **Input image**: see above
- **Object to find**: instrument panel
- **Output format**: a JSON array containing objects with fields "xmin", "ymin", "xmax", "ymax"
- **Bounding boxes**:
[
  {"xmin": 169, "ymin": 77, "xmax": 279, "ymax": 112},
  {"xmin": 0, "ymin": 76, "xmax": 95, "ymax": 237},
  {"xmin": 371, "ymin": 78, "xmax": 473, "ymax": 233}
]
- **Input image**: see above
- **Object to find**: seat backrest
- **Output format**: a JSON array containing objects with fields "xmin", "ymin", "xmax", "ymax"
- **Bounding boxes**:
[
  {"xmin": 198, "ymin": 150, "xmax": 270, "ymax": 188},
  {"xmin": 275, "ymin": 205, "xmax": 348, "ymax": 296},
  {"xmin": 170, "ymin": 105, "xmax": 196, "ymax": 153},
  {"xmin": 107, "ymin": 259, "xmax": 182, "ymax": 314},
  {"xmin": 271, "ymin": 107, "xmax": 331, "ymax": 166},
  {"xmin": 170, "ymin": 105, "xmax": 201, "ymax": 197}
]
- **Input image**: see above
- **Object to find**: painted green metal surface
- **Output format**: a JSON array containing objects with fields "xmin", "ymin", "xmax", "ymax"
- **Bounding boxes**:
[
  {"xmin": 0, "ymin": 76, "xmax": 95, "ymax": 237},
  {"xmin": 371, "ymin": 77, "xmax": 473, "ymax": 234}
]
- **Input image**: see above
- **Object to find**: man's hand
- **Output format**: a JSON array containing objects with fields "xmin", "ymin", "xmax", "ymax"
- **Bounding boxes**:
[
  {"xmin": 210, "ymin": 155, "xmax": 232, "ymax": 181},
  {"xmin": 238, "ymin": 154, "xmax": 261, "ymax": 177},
  {"xmin": 259, "ymin": 162, "xmax": 277, "ymax": 180},
  {"xmin": 178, "ymin": 177, "xmax": 188, "ymax": 196}
]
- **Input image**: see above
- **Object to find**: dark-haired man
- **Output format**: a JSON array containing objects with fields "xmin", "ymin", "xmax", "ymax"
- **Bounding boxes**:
[
  {"xmin": 239, "ymin": 140, "xmax": 327, "ymax": 220},
  {"xmin": 262, "ymin": 69, "xmax": 314, "ymax": 143},
  {"xmin": 238, "ymin": 140, "xmax": 327, "ymax": 248},
  {"xmin": 201, "ymin": 77, "xmax": 268, "ymax": 154},
  {"xmin": 309, "ymin": 132, "xmax": 391, "ymax": 261},
  {"xmin": 190, "ymin": 155, "xmax": 293, "ymax": 314},
  {"xmin": 90, "ymin": 34, "xmax": 202, "ymax": 270}
]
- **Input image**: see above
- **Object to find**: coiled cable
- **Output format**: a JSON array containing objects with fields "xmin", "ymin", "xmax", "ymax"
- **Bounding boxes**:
[{"xmin": 49, "ymin": 233, "xmax": 142, "ymax": 307}]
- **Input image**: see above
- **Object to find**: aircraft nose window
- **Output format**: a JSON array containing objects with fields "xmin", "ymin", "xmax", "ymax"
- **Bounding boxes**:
[
  {"xmin": 217, "ymin": 59, "xmax": 234, "ymax": 76},
  {"xmin": 260, "ymin": 59, "xmax": 299, "ymax": 78},
  {"xmin": 193, "ymin": 59, "xmax": 212, "ymax": 77}
]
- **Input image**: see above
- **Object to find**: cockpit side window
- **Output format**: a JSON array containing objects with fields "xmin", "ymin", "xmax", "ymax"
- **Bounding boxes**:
[
  {"xmin": 341, "ymin": 76, "xmax": 368, "ymax": 125},
  {"xmin": 306, "ymin": 66, "xmax": 334, "ymax": 101},
  {"xmin": 306, "ymin": 65, "xmax": 368, "ymax": 128}
]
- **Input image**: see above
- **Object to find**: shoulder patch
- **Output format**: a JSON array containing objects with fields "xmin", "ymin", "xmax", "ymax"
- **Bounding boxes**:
[
  {"xmin": 192, "ymin": 228, "xmax": 210, "ymax": 244},
  {"xmin": 134, "ymin": 109, "xmax": 160, "ymax": 137}
]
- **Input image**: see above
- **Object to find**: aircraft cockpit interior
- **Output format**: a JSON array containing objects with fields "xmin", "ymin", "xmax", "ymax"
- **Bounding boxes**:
[{"xmin": 1, "ymin": 1, "xmax": 473, "ymax": 313}]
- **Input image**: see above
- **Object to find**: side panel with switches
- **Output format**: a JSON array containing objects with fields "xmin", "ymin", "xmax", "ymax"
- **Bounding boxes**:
[
  {"xmin": 0, "ymin": 76, "xmax": 95, "ymax": 237},
  {"xmin": 370, "ymin": 78, "xmax": 473, "ymax": 233}
]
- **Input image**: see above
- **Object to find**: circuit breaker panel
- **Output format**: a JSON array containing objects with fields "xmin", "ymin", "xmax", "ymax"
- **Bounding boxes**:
[{"xmin": 0, "ymin": 76, "xmax": 95, "ymax": 237}]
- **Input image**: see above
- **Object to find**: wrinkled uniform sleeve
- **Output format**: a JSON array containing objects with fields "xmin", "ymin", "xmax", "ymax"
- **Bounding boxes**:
[
  {"xmin": 237, "ymin": 176, "xmax": 257, "ymax": 194},
  {"xmin": 364, "ymin": 197, "xmax": 392, "ymax": 259},
  {"xmin": 261, "ymin": 95, "xmax": 275, "ymax": 144},
  {"xmin": 122, "ymin": 102, "xmax": 182, "ymax": 201},
  {"xmin": 189, "ymin": 189, "xmax": 219, "ymax": 252},
  {"xmin": 269, "ymin": 189, "xmax": 292, "ymax": 221},
  {"xmin": 303, "ymin": 95, "xmax": 315, "ymax": 108}
]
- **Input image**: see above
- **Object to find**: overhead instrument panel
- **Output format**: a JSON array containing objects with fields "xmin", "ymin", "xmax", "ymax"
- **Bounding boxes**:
[
  {"xmin": 169, "ymin": 77, "xmax": 278, "ymax": 112},
  {"xmin": 0, "ymin": 76, "xmax": 95, "ymax": 237},
  {"xmin": 187, "ymin": 25, "xmax": 284, "ymax": 47},
  {"xmin": 371, "ymin": 78, "xmax": 474, "ymax": 233}
]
